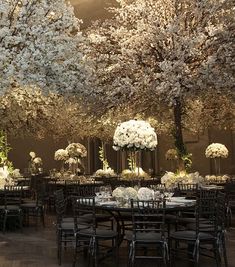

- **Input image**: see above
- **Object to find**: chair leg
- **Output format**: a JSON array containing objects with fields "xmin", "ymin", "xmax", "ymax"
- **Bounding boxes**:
[
  {"xmin": 57, "ymin": 230, "xmax": 62, "ymax": 265},
  {"xmin": 222, "ymin": 234, "xmax": 228, "ymax": 267},
  {"xmin": 3, "ymin": 213, "xmax": 7, "ymax": 234},
  {"xmin": 213, "ymin": 242, "xmax": 221, "ymax": 267}
]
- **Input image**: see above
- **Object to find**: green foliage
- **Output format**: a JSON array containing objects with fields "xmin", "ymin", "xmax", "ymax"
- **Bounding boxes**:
[
  {"xmin": 0, "ymin": 130, "xmax": 14, "ymax": 172},
  {"xmin": 127, "ymin": 152, "xmax": 137, "ymax": 172},
  {"xmin": 98, "ymin": 145, "xmax": 110, "ymax": 170}
]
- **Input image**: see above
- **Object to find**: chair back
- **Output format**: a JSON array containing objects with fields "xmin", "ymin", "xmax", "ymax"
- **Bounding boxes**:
[
  {"xmin": 65, "ymin": 180, "xmax": 80, "ymax": 198},
  {"xmin": 4, "ymin": 185, "xmax": 22, "ymax": 207},
  {"xmin": 196, "ymin": 189, "xmax": 217, "ymax": 236},
  {"xmin": 217, "ymin": 192, "xmax": 226, "ymax": 230},
  {"xmin": 177, "ymin": 183, "xmax": 198, "ymax": 197},
  {"xmin": 54, "ymin": 189, "xmax": 67, "ymax": 223},
  {"xmin": 130, "ymin": 199, "xmax": 166, "ymax": 241},
  {"xmin": 73, "ymin": 196, "xmax": 96, "ymax": 234}
]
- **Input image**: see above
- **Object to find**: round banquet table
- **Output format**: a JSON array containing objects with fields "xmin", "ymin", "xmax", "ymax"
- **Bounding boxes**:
[{"xmin": 93, "ymin": 197, "xmax": 196, "ymax": 245}]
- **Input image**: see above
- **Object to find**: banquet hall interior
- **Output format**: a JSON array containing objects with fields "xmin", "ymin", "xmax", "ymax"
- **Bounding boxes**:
[{"xmin": 0, "ymin": 0, "xmax": 234, "ymax": 266}]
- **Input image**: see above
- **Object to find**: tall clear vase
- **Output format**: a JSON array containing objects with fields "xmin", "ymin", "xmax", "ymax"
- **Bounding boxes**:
[{"xmin": 214, "ymin": 157, "xmax": 221, "ymax": 176}]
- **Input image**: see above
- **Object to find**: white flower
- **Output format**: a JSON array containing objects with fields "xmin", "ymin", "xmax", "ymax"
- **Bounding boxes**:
[
  {"xmin": 113, "ymin": 120, "xmax": 158, "ymax": 151},
  {"xmin": 123, "ymin": 187, "xmax": 138, "ymax": 200},
  {"xmin": 161, "ymin": 171, "xmax": 203, "ymax": 189},
  {"xmin": 205, "ymin": 143, "xmax": 229, "ymax": 158},
  {"xmin": 137, "ymin": 187, "xmax": 154, "ymax": 200},
  {"xmin": 54, "ymin": 149, "xmax": 69, "ymax": 161},
  {"xmin": 29, "ymin": 151, "xmax": 36, "ymax": 159},
  {"xmin": 112, "ymin": 187, "xmax": 125, "ymax": 198}
]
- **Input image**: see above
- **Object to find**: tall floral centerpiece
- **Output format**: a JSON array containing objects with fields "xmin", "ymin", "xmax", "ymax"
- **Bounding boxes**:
[
  {"xmin": 29, "ymin": 151, "xmax": 43, "ymax": 174},
  {"xmin": 54, "ymin": 149, "xmax": 69, "ymax": 173},
  {"xmin": 205, "ymin": 143, "xmax": 228, "ymax": 175},
  {"xmin": 113, "ymin": 120, "xmax": 158, "ymax": 176},
  {"xmin": 65, "ymin": 143, "xmax": 87, "ymax": 175}
]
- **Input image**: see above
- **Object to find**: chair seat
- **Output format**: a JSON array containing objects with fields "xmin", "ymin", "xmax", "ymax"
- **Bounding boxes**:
[
  {"xmin": 78, "ymin": 228, "xmax": 117, "ymax": 239},
  {"xmin": 187, "ymin": 223, "xmax": 221, "ymax": 232},
  {"xmin": 81, "ymin": 213, "xmax": 112, "ymax": 222},
  {"xmin": 5, "ymin": 205, "xmax": 21, "ymax": 211},
  {"xmin": 59, "ymin": 221, "xmax": 88, "ymax": 231},
  {"xmin": 61, "ymin": 217, "xmax": 74, "ymax": 223},
  {"xmin": 170, "ymin": 230, "xmax": 214, "ymax": 241},
  {"xmin": 125, "ymin": 232, "xmax": 163, "ymax": 242},
  {"xmin": 21, "ymin": 202, "xmax": 43, "ymax": 208}
]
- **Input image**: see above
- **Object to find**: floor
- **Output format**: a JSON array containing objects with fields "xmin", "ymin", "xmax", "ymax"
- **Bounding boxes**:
[{"xmin": 0, "ymin": 214, "xmax": 234, "ymax": 267}]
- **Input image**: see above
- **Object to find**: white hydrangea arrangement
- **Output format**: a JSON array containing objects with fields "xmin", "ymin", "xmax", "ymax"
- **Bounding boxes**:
[
  {"xmin": 123, "ymin": 187, "xmax": 138, "ymax": 200},
  {"xmin": 161, "ymin": 171, "xmax": 203, "ymax": 189},
  {"xmin": 205, "ymin": 143, "xmax": 229, "ymax": 158},
  {"xmin": 137, "ymin": 187, "xmax": 154, "ymax": 200},
  {"xmin": 112, "ymin": 187, "xmax": 126, "ymax": 198},
  {"xmin": 113, "ymin": 120, "xmax": 158, "ymax": 151},
  {"xmin": 112, "ymin": 186, "xmax": 138, "ymax": 200}
]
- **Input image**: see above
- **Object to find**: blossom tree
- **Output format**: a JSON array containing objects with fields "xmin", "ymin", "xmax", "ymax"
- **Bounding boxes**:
[
  {"xmin": 0, "ymin": 0, "xmax": 90, "ymax": 94},
  {"xmin": 84, "ymin": 0, "xmax": 235, "ymax": 170},
  {"xmin": 0, "ymin": 86, "xmax": 91, "ymax": 140}
]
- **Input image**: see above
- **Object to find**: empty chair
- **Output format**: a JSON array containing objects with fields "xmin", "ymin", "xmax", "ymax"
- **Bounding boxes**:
[
  {"xmin": 126, "ymin": 199, "xmax": 168, "ymax": 267},
  {"xmin": 73, "ymin": 196, "xmax": 118, "ymax": 267},
  {"xmin": 3, "ymin": 185, "xmax": 23, "ymax": 233},
  {"xmin": 169, "ymin": 189, "xmax": 223, "ymax": 266}
]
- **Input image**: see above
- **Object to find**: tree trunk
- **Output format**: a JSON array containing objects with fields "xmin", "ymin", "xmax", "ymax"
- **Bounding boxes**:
[{"xmin": 173, "ymin": 97, "xmax": 186, "ymax": 172}]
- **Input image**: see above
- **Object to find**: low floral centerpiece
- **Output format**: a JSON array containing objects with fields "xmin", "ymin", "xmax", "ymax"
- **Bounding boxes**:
[
  {"xmin": 161, "ymin": 171, "xmax": 203, "ymax": 189},
  {"xmin": 137, "ymin": 187, "xmax": 154, "ymax": 200},
  {"xmin": 205, "ymin": 174, "xmax": 230, "ymax": 184},
  {"xmin": 121, "ymin": 167, "xmax": 149, "ymax": 180},
  {"xmin": 94, "ymin": 168, "xmax": 116, "ymax": 177},
  {"xmin": 205, "ymin": 143, "xmax": 228, "ymax": 175},
  {"xmin": 113, "ymin": 119, "xmax": 157, "ymax": 176}
]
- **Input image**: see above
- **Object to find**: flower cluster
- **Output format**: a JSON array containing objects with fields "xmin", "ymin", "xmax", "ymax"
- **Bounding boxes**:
[
  {"xmin": 94, "ymin": 168, "xmax": 116, "ymax": 177},
  {"xmin": 137, "ymin": 187, "xmax": 154, "ymax": 200},
  {"xmin": 205, "ymin": 143, "xmax": 229, "ymax": 158},
  {"xmin": 161, "ymin": 171, "xmax": 203, "ymax": 189},
  {"xmin": 66, "ymin": 143, "xmax": 87, "ymax": 158},
  {"xmin": 113, "ymin": 120, "xmax": 158, "ymax": 151},
  {"xmin": 165, "ymin": 148, "xmax": 178, "ymax": 160},
  {"xmin": 54, "ymin": 149, "xmax": 69, "ymax": 161}
]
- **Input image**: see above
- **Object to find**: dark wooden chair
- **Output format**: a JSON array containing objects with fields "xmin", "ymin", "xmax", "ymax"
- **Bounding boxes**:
[
  {"xmin": 126, "ymin": 199, "xmax": 168, "ymax": 267},
  {"xmin": 72, "ymin": 196, "xmax": 118, "ymax": 267}
]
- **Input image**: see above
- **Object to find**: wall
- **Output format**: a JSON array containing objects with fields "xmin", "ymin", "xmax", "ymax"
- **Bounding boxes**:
[{"xmin": 8, "ymin": 130, "xmax": 235, "ymax": 176}]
